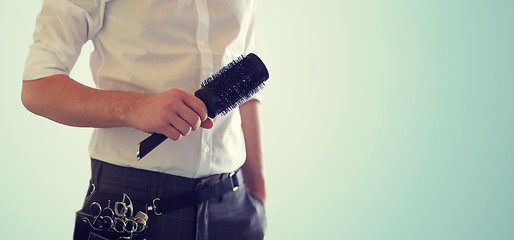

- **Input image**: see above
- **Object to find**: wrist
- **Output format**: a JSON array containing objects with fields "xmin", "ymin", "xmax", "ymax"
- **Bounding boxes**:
[{"xmin": 118, "ymin": 92, "xmax": 149, "ymax": 129}]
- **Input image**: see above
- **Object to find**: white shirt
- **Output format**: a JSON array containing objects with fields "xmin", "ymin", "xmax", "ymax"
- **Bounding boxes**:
[{"xmin": 23, "ymin": 0, "xmax": 260, "ymax": 178}]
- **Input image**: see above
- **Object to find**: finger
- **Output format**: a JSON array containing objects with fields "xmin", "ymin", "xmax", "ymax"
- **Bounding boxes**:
[
  {"xmin": 200, "ymin": 118, "xmax": 214, "ymax": 129},
  {"xmin": 176, "ymin": 104, "xmax": 202, "ymax": 131},
  {"xmin": 182, "ymin": 94, "xmax": 208, "ymax": 122},
  {"xmin": 169, "ymin": 117, "xmax": 192, "ymax": 136},
  {"xmin": 161, "ymin": 125, "xmax": 182, "ymax": 141}
]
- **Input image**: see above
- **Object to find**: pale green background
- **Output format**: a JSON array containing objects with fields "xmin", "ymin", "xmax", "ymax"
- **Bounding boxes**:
[{"xmin": 1, "ymin": 0, "xmax": 513, "ymax": 239}]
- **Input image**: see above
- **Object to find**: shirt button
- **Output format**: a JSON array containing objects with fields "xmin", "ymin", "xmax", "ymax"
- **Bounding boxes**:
[{"xmin": 203, "ymin": 146, "xmax": 210, "ymax": 153}]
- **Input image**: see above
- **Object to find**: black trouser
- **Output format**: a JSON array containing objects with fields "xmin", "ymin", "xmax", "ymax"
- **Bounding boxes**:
[{"xmin": 74, "ymin": 159, "xmax": 266, "ymax": 240}]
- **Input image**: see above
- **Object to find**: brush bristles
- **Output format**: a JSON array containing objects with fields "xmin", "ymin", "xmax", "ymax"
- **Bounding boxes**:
[
  {"xmin": 199, "ymin": 53, "xmax": 268, "ymax": 117},
  {"xmin": 219, "ymin": 82, "xmax": 266, "ymax": 116},
  {"xmin": 201, "ymin": 56, "xmax": 245, "ymax": 88}
]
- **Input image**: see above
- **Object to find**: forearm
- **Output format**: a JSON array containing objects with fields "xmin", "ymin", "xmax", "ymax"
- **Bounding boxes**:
[
  {"xmin": 239, "ymin": 100, "xmax": 266, "ymax": 204},
  {"xmin": 22, "ymin": 74, "xmax": 213, "ymax": 140},
  {"xmin": 21, "ymin": 74, "xmax": 142, "ymax": 128}
]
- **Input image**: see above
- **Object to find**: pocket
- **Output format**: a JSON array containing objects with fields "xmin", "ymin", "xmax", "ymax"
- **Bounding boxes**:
[
  {"xmin": 245, "ymin": 189, "xmax": 267, "ymax": 221},
  {"xmin": 242, "ymin": 189, "xmax": 267, "ymax": 239},
  {"xmin": 246, "ymin": 190, "xmax": 265, "ymax": 210}
]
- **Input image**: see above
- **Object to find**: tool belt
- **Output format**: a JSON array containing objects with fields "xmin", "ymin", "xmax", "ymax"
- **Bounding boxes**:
[{"xmin": 74, "ymin": 164, "xmax": 243, "ymax": 240}]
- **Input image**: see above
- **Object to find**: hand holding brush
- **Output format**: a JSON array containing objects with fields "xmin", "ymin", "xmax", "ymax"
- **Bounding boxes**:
[{"xmin": 137, "ymin": 53, "xmax": 269, "ymax": 160}]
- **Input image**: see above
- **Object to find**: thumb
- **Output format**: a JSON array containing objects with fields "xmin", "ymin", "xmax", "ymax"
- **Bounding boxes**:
[{"xmin": 200, "ymin": 118, "xmax": 214, "ymax": 129}]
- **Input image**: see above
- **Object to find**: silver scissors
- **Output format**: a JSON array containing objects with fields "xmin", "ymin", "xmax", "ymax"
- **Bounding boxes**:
[
  {"xmin": 115, "ymin": 193, "xmax": 134, "ymax": 218},
  {"xmin": 87, "ymin": 200, "xmax": 114, "ymax": 230},
  {"xmin": 100, "ymin": 200, "xmax": 115, "ymax": 229},
  {"xmin": 85, "ymin": 194, "xmax": 147, "ymax": 235}
]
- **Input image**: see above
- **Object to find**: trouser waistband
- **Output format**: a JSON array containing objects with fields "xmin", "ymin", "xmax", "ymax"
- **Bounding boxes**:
[{"xmin": 89, "ymin": 158, "xmax": 244, "ymax": 214}]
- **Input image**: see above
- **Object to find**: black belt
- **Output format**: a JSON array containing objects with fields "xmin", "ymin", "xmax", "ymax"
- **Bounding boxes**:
[{"xmin": 147, "ymin": 170, "xmax": 243, "ymax": 215}]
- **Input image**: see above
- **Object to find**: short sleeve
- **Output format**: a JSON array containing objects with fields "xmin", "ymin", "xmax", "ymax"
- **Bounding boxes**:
[
  {"xmin": 243, "ymin": 5, "xmax": 264, "ymax": 103},
  {"xmin": 23, "ymin": 0, "xmax": 108, "ymax": 81}
]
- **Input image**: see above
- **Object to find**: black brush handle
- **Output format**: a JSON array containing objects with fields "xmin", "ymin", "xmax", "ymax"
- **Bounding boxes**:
[
  {"xmin": 137, "ymin": 133, "xmax": 167, "ymax": 160},
  {"xmin": 194, "ymin": 87, "xmax": 219, "ymax": 118}
]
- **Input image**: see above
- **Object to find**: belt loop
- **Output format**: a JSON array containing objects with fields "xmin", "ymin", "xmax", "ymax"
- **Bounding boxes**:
[
  {"xmin": 90, "ymin": 158, "xmax": 103, "ymax": 186},
  {"xmin": 230, "ymin": 171, "xmax": 239, "ymax": 192},
  {"xmin": 148, "ymin": 172, "xmax": 160, "ymax": 203}
]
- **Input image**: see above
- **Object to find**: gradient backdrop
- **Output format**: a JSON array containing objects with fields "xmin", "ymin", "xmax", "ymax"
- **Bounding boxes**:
[{"xmin": 1, "ymin": 0, "xmax": 513, "ymax": 239}]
